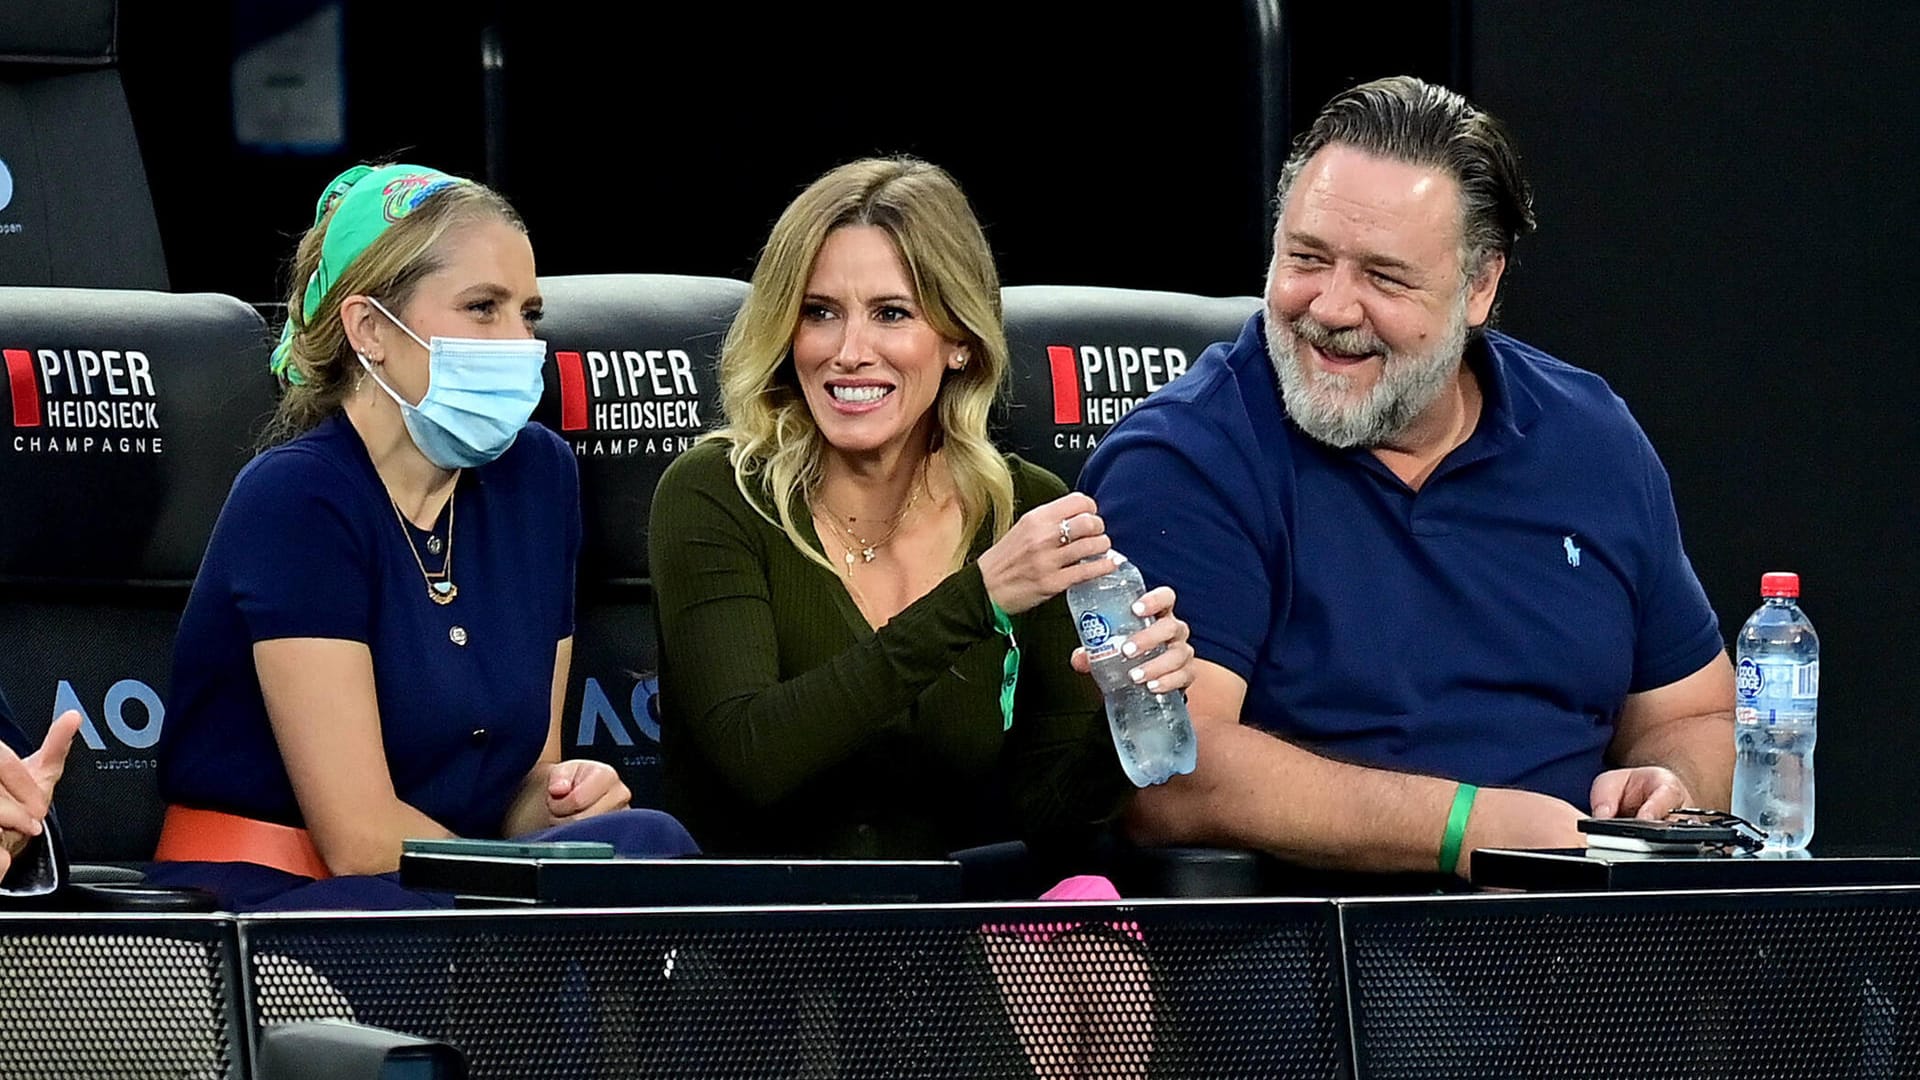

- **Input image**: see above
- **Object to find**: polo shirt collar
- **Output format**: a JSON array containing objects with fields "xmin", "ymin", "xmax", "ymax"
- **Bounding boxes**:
[
  {"xmin": 1256, "ymin": 316, "xmax": 1544, "ymax": 478},
  {"xmin": 1471, "ymin": 328, "xmax": 1542, "ymax": 443}
]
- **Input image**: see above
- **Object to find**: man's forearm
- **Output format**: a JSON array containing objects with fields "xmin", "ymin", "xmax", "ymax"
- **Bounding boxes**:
[
  {"xmin": 1619, "ymin": 709, "xmax": 1736, "ymax": 810},
  {"xmin": 1125, "ymin": 721, "xmax": 1463, "ymax": 873}
]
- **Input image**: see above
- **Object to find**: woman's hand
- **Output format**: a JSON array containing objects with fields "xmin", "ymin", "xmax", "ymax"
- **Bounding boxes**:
[
  {"xmin": 978, "ymin": 493, "xmax": 1115, "ymax": 615},
  {"xmin": 1070, "ymin": 586, "xmax": 1196, "ymax": 694},
  {"xmin": 0, "ymin": 710, "xmax": 79, "ymax": 878},
  {"xmin": 543, "ymin": 759, "xmax": 632, "ymax": 826}
]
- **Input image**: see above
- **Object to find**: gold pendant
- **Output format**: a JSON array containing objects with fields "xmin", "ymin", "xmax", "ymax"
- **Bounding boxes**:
[
  {"xmin": 430, "ymin": 581, "xmax": 458, "ymax": 605},
  {"xmin": 861, "ymin": 547, "xmax": 877, "ymax": 563},
  {"xmin": 844, "ymin": 551, "xmax": 856, "ymax": 570}
]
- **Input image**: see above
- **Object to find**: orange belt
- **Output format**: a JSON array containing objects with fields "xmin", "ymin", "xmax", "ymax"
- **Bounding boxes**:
[{"xmin": 153, "ymin": 805, "xmax": 333, "ymax": 880}]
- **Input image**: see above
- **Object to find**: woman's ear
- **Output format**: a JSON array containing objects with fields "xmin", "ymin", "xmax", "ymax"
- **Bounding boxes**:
[
  {"xmin": 338, "ymin": 296, "xmax": 383, "ymax": 362},
  {"xmin": 948, "ymin": 347, "xmax": 968, "ymax": 371}
]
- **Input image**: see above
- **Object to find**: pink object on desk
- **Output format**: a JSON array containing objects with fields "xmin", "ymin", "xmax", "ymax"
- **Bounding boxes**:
[{"xmin": 980, "ymin": 874, "xmax": 1145, "ymax": 943}]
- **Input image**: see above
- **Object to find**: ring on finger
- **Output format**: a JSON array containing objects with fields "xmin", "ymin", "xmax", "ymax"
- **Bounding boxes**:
[{"xmin": 1058, "ymin": 518, "xmax": 1074, "ymax": 546}]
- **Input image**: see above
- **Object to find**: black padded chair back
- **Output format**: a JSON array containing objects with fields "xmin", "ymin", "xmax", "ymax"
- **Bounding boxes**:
[
  {"xmin": 530, "ymin": 274, "xmax": 746, "ymax": 806},
  {"xmin": 0, "ymin": 286, "xmax": 273, "ymax": 860},
  {"xmin": 999, "ymin": 285, "xmax": 1262, "ymax": 485},
  {"xmin": 0, "ymin": 0, "xmax": 167, "ymax": 289}
]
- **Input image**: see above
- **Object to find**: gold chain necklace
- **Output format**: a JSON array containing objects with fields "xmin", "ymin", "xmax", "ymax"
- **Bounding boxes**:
[
  {"xmin": 391, "ymin": 490, "xmax": 457, "ymax": 605},
  {"xmin": 814, "ymin": 458, "xmax": 927, "ymax": 571}
]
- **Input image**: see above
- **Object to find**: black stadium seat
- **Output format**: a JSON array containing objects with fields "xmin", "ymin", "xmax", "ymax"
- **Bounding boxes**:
[
  {"xmin": 530, "ymin": 273, "xmax": 746, "ymax": 807},
  {"xmin": 999, "ymin": 285, "xmax": 1263, "ymax": 486},
  {"xmin": 0, "ymin": 0, "xmax": 168, "ymax": 289},
  {"xmin": 0, "ymin": 286, "xmax": 274, "ymax": 862},
  {"xmin": 534, "ymin": 278, "xmax": 1258, "ymax": 810}
]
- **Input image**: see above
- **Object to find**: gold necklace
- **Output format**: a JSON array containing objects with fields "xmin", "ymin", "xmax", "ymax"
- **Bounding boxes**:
[
  {"xmin": 391, "ymin": 489, "xmax": 457, "ymax": 605},
  {"xmin": 814, "ymin": 458, "xmax": 927, "ymax": 571}
]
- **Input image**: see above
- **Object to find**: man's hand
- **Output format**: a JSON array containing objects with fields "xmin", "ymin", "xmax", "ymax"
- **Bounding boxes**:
[
  {"xmin": 1455, "ymin": 786, "xmax": 1586, "ymax": 879},
  {"xmin": 0, "ymin": 710, "xmax": 81, "ymax": 878},
  {"xmin": 543, "ymin": 759, "xmax": 631, "ymax": 826},
  {"xmin": 1590, "ymin": 766, "xmax": 1692, "ymax": 821}
]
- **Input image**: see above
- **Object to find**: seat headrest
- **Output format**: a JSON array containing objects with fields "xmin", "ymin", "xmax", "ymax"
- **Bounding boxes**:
[
  {"xmin": 0, "ymin": 287, "xmax": 274, "ymax": 584},
  {"xmin": 0, "ymin": 0, "xmax": 115, "ymax": 65},
  {"xmin": 532, "ymin": 274, "xmax": 748, "ymax": 583},
  {"xmin": 999, "ymin": 285, "xmax": 1263, "ymax": 485}
]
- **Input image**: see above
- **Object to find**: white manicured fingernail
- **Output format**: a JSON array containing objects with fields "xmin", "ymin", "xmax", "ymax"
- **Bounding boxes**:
[
  {"xmin": 1131, "ymin": 601, "xmax": 1146, "ymax": 616},
  {"xmin": 1122, "ymin": 640, "xmax": 1138, "ymax": 657},
  {"xmin": 1146, "ymin": 679, "xmax": 1161, "ymax": 692},
  {"xmin": 1129, "ymin": 667, "xmax": 1145, "ymax": 682}
]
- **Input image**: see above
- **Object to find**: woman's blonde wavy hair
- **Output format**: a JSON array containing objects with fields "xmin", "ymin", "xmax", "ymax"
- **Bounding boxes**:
[
  {"xmin": 263, "ymin": 181, "xmax": 525, "ymax": 446},
  {"xmin": 715, "ymin": 157, "xmax": 1014, "ymax": 573}
]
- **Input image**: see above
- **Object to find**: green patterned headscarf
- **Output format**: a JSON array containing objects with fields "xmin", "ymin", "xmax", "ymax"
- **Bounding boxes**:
[{"xmin": 270, "ymin": 163, "xmax": 471, "ymax": 381}]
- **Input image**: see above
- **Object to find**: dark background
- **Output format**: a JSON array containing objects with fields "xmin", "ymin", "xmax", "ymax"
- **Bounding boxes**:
[{"xmin": 112, "ymin": 1, "xmax": 1916, "ymax": 848}]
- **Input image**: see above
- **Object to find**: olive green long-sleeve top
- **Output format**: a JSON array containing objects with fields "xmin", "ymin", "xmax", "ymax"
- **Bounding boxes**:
[{"xmin": 650, "ymin": 440, "xmax": 1130, "ymax": 858}]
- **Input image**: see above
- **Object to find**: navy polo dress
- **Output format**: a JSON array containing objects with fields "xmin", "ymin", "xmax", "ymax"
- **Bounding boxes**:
[{"xmin": 151, "ymin": 414, "xmax": 693, "ymax": 911}]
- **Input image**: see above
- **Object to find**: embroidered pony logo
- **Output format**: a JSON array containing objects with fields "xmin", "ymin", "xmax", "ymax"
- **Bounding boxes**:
[{"xmin": 1563, "ymin": 535, "xmax": 1583, "ymax": 568}]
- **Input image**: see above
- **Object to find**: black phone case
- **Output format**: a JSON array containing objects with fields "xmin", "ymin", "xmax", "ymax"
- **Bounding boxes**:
[{"xmin": 1577, "ymin": 817, "xmax": 1742, "ymax": 844}]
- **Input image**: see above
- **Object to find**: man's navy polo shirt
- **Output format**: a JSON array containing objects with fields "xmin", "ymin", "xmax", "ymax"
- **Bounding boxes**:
[{"xmin": 1080, "ymin": 314, "xmax": 1724, "ymax": 808}]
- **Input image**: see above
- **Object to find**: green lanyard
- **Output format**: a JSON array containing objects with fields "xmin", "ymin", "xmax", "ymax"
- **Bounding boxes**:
[{"xmin": 990, "ymin": 602, "xmax": 1020, "ymax": 731}]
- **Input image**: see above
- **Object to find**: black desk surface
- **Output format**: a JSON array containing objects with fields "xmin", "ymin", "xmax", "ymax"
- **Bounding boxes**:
[
  {"xmin": 399, "ymin": 854, "xmax": 964, "ymax": 907},
  {"xmin": 1471, "ymin": 846, "xmax": 1920, "ymax": 892}
]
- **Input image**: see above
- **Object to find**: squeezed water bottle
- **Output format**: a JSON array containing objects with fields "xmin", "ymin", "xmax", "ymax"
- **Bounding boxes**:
[
  {"xmin": 1065, "ymin": 550, "xmax": 1198, "ymax": 787},
  {"xmin": 1732, "ymin": 571, "xmax": 1819, "ymax": 849}
]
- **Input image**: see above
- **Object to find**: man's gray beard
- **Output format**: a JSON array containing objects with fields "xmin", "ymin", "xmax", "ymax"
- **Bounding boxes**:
[{"xmin": 1266, "ymin": 297, "xmax": 1470, "ymax": 450}]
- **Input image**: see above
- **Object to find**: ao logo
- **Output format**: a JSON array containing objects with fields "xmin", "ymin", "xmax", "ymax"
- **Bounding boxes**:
[
  {"xmin": 573, "ymin": 676, "xmax": 661, "ymax": 747},
  {"xmin": 52, "ymin": 678, "xmax": 164, "ymax": 750},
  {"xmin": 0, "ymin": 158, "xmax": 13, "ymax": 213}
]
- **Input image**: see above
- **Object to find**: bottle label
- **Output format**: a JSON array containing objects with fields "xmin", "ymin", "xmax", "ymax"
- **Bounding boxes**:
[
  {"xmin": 1736, "ymin": 657, "xmax": 1818, "ymax": 716},
  {"xmin": 1078, "ymin": 610, "xmax": 1121, "ymax": 661}
]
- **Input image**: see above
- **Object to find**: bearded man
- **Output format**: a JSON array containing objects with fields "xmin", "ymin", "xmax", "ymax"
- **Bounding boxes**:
[{"xmin": 1081, "ymin": 76, "xmax": 1734, "ymax": 880}]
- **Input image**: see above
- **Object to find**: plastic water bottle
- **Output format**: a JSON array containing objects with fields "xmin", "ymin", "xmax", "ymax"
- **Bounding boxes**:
[
  {"xmin": 1732, "ymin": 571, "xmax": 1819, "ymax": 850},
  {"xmin": 1065, "ymin": 550, "xmax": 1198, "ymax": 787}
]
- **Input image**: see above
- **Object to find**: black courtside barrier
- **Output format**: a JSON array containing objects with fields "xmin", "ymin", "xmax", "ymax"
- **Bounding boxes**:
[
  {"xmin": 1339, "ymin": 886, "xmax": 1920, "ymax": 1079},
  {"xmin": 233, "ymin": 900, "xmax": 1348, "ymax": 1079},
  {"xmin": 13, "ymin": 888, "xmax": 1920, "ymax": 1077},
  {"xmin": 0, "ymin": 912, "xmax": 243, "ymax": 1078}
]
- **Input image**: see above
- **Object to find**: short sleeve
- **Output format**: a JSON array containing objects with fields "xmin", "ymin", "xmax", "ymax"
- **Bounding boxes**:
[
  {"xmin": 1080, "ymin": 403, "xmax": 1278, "ymax": 683},
  {"xmin": 221, "ymin": 451, "xmax": 375, "ymax": 644},
  {"xmin": 1628, "ymin": 428, "xmax": 1725, "ymax": 692},
  {"xmin": 555, "ymin": 437, "xmax": 583, "ymax": 640}
]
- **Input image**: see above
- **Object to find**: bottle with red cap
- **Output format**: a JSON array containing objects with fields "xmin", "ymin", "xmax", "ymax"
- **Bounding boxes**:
[{"xmin": 1732, "ymin": 571, "xmax": 1819, "ymax": 849}]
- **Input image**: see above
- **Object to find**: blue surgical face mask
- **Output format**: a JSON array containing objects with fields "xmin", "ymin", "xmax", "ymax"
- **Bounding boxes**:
[{"xmin": 359, "ymin": 297, "xmax": 547, "ymax": 469}]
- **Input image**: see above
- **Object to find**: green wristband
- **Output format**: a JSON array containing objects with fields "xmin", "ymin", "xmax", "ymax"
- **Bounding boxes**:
[
  {"xmin": 989, "ymin": 602, "xmax": 1019, "ymax": 732},
  {"xmin": 1438, "ymin": 782, "xmax": 1479, "ymax": 875}
]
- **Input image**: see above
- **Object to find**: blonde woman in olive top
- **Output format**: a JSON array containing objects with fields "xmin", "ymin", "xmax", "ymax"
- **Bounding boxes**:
[{"xmin": 650, "ymin": 158, "xmax": 1198, "ymax": 860}]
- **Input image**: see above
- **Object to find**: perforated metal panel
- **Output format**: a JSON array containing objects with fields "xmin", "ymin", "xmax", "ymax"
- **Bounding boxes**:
[
  {"xmin": 0, "ymin": 915, "xmax": 238, "ymax": 1078},
  {"xmin": 1343, "ymin": 888, "xmax": 1920, "ymax": 1079},
  {"xmin": 239, "ymin": 901, "xmax": 1347, "ymax": 1079}
]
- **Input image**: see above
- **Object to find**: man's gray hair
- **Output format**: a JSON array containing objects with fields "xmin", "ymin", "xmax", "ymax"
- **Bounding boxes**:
[{"xmin": 1277, "ymin": 75, "xmax": 1537, "ymax": 287}]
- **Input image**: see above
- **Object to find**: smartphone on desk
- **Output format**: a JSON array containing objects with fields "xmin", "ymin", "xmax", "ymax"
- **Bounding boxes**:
[
  {"xmin": 402, "ymin": 838, "xmax": 616, "ymax": 860},
  {"xmin": 1577, "ymin": 817, "xmax": 1747, "ymax": 853}
]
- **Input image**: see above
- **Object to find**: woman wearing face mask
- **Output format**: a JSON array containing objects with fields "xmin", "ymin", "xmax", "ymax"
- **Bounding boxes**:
[{"xmin": 148, "ymin": 164, "xmax": 696, "ymax": 911}]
